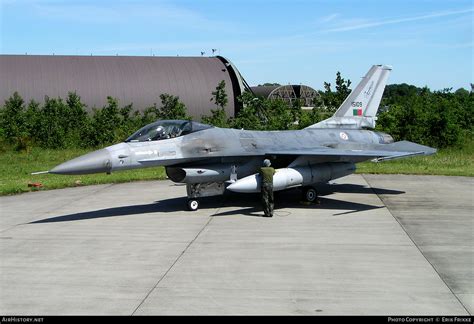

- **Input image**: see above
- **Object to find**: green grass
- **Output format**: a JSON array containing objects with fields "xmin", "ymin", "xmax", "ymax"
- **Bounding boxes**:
[
  {"xmin": 0, "ymin": 147, "xmax": 166, "ymax": 195},
  {"xmin": 0, "ymin": 140, "xmax": 472, "ymax": 196}
]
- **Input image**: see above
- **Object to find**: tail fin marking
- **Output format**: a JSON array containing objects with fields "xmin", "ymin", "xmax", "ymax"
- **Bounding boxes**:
[{"xmin": 307, "ymin": 64, "xmax": 392, "ymax": 129}]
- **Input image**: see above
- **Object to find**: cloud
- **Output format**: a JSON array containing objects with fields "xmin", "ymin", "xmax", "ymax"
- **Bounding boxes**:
[
  {"xmin": 325, "ymin": 7, "xmax": 473, "ymax": 32},
  {"xmin": 320, "ymin": 13, "xmax": 339, "ymax": 23}
]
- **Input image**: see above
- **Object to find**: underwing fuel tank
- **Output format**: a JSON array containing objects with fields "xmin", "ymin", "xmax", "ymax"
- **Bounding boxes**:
[
  {"xmin": 226, "ymin": 162, "xmax": 355, "ymax": 193},
  {"xmin": 166, "ymin": 165, "xmax": 232, "ymax": 184}
]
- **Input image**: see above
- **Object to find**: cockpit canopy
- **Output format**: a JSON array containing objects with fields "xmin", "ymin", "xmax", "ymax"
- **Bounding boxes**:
[{"xmin": 125, "ymin": 120, "xmax": 213, "ymax": 142}]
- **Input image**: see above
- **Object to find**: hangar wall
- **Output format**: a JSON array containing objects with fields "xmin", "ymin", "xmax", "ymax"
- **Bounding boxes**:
[{"xmin": 0, "ymin": 55, "xmax": 249, "ymax": 119}]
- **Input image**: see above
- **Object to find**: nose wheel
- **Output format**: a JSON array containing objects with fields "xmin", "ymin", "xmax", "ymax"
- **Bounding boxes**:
[{"xmin": 187, "ymin": 199, "xmax": 199, "ymax": 211}]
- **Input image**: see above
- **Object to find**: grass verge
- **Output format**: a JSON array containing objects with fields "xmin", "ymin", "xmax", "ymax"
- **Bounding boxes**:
[{"xmin": 0, "ymin": 147, "xmax": 166, "ymax": 195}]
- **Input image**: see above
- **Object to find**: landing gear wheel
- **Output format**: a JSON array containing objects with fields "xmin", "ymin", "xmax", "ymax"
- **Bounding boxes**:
[
  {"xmin": 303, "ymin": 187, "xmax": 318, "ymax": 203},
  {"xmin": 187, "ymin": 199, "xmax": 199, "ymax": 211}
]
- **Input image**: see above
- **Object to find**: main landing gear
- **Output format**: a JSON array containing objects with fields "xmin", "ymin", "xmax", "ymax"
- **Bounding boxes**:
[{"xmin": 302, "ymin": 186, "xmax": 319, "ymax": 203}]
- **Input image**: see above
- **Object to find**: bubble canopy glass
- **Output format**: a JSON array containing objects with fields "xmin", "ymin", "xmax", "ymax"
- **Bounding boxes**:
[{"xmin": 125, "ymin": 120, "xmax": 213, "ymax": 142}]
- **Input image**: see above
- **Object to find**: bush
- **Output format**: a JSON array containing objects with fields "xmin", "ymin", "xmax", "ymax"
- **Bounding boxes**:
[
  {"xmin": 377, "ymin": 86, "xmax": 471, "ymax": 148},
  {"xmin": 0, "ymin": 93, "xmax": 183, "ymax": 149},
  {"xmin": 35, "ymin": 96, "xmax": 68, "ymax": 148},
  {"xmin": 158, "ymin": 94, "xmax": 190, "ymax": 120},
  {"xmin": 0, "ymin": 92, "xmax": 28, "ymax": 147},
  {"xmin": 229, "ymin": 92, "xmax": 299, "ymax": 130}
]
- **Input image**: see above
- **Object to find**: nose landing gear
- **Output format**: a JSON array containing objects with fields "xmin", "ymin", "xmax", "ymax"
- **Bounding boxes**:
[
  {"xmin": 187, "ymin": 199, "xmax": 199, "ymax": 211},
  {"xmin": 185, "ymin": 182, "xmax": 225, "ymax": 211}
]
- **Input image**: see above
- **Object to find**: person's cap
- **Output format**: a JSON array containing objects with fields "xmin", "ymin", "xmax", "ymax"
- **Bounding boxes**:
[{"xmin": 263, "ymin": 159, "xmax": 271, "ymax": 167}]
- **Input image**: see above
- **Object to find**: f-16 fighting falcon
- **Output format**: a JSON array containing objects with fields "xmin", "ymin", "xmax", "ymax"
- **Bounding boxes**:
[{"xmin": 35, "ymin": 65, "xmax": 436, "ymax": 211}]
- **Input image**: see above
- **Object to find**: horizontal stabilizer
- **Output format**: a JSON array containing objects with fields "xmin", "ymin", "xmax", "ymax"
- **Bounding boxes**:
[{"xmin": 267, "ymin": 141, "xmax": 436, "ymax": 162}]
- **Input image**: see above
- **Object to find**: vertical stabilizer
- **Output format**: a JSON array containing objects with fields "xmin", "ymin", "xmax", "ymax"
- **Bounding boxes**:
[{"xmin": 307, "ymin": 65, "xmax": 392, "ymax": 129}]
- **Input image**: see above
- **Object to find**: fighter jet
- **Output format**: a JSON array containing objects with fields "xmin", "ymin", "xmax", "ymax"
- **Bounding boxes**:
[{"xmin": 37, "ymin": 65, "xmax": 435, "ymax": 210}]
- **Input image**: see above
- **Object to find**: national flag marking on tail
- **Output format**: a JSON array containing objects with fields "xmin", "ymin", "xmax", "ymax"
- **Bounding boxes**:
[{"xmin": 353, "ymin": 108, "xmax": 362, "ymax": 116}]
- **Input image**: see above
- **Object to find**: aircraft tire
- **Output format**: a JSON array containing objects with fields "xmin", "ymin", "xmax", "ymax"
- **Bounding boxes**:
[
  {"xmin": 187, "ymin": 199, "xmax": 199, "ymax": 211},
  {"xmin": 303, "ymin": 187, "xmax": 318, "ymax": 203}
]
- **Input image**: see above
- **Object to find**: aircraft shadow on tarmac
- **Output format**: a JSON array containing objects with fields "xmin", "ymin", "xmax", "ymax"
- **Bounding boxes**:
[{"xmin": 29, "ymin": 183, "xmax": 404, "ymax": 223}]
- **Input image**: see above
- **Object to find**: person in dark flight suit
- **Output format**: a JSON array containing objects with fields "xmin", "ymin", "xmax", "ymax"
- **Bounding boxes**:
[{"xmin": 259, "ymin": 159, "xmax": 275, "ymax": 217}]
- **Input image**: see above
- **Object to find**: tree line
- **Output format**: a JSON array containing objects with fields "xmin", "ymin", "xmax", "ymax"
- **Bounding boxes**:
[
  {"xmin": 0, "ymin": 91, "xmax": 192, "ymax": 150},
  {"xmin": 0, "ymin": 74, "xmax": 472, "ymax": 152}
]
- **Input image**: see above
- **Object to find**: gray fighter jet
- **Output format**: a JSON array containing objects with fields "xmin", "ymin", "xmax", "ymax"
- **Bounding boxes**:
[{"xmin": 37, "ymin": 65, "xmax": 435, "ymax": 210}]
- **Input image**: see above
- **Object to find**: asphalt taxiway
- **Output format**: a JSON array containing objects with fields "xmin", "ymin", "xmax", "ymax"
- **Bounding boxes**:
[{"xmin": 0, "ymin": 174, "xmax": 472, "ymax": 315}]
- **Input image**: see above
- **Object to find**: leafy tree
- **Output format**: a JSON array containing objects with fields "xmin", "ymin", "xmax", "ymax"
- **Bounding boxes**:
[
  {"xmin": 158, "ymin": 93, "xmax": 190, "ymax": 120},
  {"xmin": 201, "ymin": 106, "xmax": 229, "ymax": 128},
  {"xmin": 297, "ymin": 108, "xmax": 332, "ymax": 129},
  {"xmin": 36, "ymin": 96, "xmax": 68, "ymax": 148},
  {"xmin": 451, "ymin": 88, "xmax": 473, "ymax": 131},
  {"xmin": 87, "ymin": 97, "xmax": 121, "ymax": 146},
  {"xmin": 202, "ymin": 80, "xmax": 229, "ymax": 127},
  {"xmin": 231, "ymin": 92, "xmax": 298, "ymax": 131},
  {"xmin": 22, "ymin": 100, "xmax": 41, "ymax": 148},
  {"xmin": 115, "ymin": 103, "xmax": 141, "ymax": 142},
  {"xmin": 381, "ymin": 83, "xmax": 421, "ymax": 106},
  {"xmin": 65, "ymin": 92, "xmax": 88, "ymax": 129},
  {"xmin": 318, "ymin": 71, "xmax": 352, "ymax": 113},
  {"xmin": 142, "ymin": 103, "xmax": 160, "ymax": 125},
  {"xmin": 421, "ymin": 91, "xmax": 460, "ymax": 147},
  {"xmin": 64, "ymin": 92, "xmax": 90, "ymax": 147},
  {"xmin": 266, "ymin": 99, "xmax": 296, "ymax": 130},
  {"xmin": 0, "ymin": 92, "xmax": 27, "ymax": 143},
  {"xmin": 230, "ymin": 92, "xmax": 267, "ymax": 130},
  {"xmin": 334, "ymin": 72, "xmax": 352, "ymax": 104},
  {"xmin": 377, "ymin": 87, "xmax": 465, "ymax": 148},
  {"xmin": 211, "ymin": 80, "xmax": 228, "ymax": 109}
]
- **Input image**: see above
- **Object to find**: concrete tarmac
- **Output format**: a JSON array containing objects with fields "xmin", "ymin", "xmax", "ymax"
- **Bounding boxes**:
[{"xmin": 0, "ymin": 174, "xmax": 472, "ymax": 315}]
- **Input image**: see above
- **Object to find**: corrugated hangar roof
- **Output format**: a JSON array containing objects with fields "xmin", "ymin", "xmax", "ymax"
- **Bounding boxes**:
[
  {"xmin": 250, "ymin": 85, "xmax": 280, "ymax": 99},
  {"xmin": 0, "ymin": 55, "xmax": 249, "ymax": 119},
  {"xmin": 250, "ymin": 84, "xmax": 319, "ymax": 107}
]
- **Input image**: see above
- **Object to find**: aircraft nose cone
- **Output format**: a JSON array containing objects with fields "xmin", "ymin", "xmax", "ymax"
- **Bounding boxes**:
[{"xmin": 50, "ymin": 149, "xmax": 112, "ymax": 175}]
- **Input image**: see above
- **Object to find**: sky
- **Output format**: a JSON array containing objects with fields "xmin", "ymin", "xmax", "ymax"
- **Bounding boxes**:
[{"xmin": 1, "ymin": 0, "xmax": 472, "ymax": 90}]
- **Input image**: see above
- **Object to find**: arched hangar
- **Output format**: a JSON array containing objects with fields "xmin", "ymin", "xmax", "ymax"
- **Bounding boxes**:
[
  {"xmin": 0, "ymin": 55, "xmax": 250, "ymax": 119},
  {"xmin": 250, "ymin": 84, "xmax": 319, "ymax": 108}
]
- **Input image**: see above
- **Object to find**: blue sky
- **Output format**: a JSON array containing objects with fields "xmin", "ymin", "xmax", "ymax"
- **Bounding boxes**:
[{"xmin": 1, "ymin": 0, "xmax": 472, "ymax": 90}]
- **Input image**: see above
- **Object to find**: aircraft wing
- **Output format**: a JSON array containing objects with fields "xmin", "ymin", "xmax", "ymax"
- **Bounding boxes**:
[
  {"xmin": 269, "ymin": 141, "xmax": 436, "ymax": 162},
  {"xmin": 135, "ymin": 141, "xmax": 436, "ymax": 167}
]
